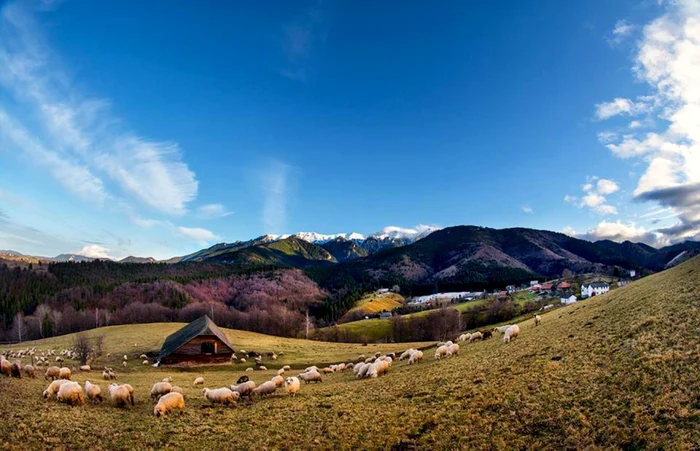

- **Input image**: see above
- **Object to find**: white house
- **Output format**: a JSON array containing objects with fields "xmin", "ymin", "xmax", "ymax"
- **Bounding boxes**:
[
  {"xmin": 629, "ymin": 269, "xmax": 636, "ymax": 278},
  {"xmin": 560, "ymin": 295, "xmax": 577, "ymax": 305},
  {"xmin": 529, "ymin": 280, "xmax": 539, "ymax": 287},
  {"xmin": 581, "ymin": 281, "xmax": 610, "ymax": 298}
]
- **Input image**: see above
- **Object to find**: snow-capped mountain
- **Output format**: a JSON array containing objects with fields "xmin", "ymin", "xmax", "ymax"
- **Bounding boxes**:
[{"xmin": 287, "ymin": 232, "xmax": 366, "ymax": 244}]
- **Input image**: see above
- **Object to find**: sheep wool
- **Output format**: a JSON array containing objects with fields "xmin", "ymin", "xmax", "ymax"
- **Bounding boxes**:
[
  {"xmin": 284, "ymin": 377, "xmax": 300, "ymax": 397},
  {"xmin": 57, "ymin": 381, "xmax": 85, "ymax": 406},
  {"xmin": 108, "ymin": 384, "xmax": 135, "ymax": 407},
  {"xmin": 230, "ymin": 381, "xmax": 256, "ymax": 397},
  {"xmin": 11, "ymin": 360, "xmax": 22, "ymax": 378},
  {"xmin": 23, "ymin": 364, "xmax": 36, "ymax": 378},
  {"xmin": 43, "ymin": 379, "xmax": 69, "ymax": 399},
  {"xmin": 44, "ymin": 366, "xmax": 60, "ymax": 381},
  {"xmin": 446, "ymin": 343, "xmax": 460, "ymax": 358},
  {"xmin": 251, "ymin": 380, "xmax": 277, "ymax": 397},
  {"xmin": 271, "ymin": 375, "xmax": 285, "ymax": 387},
  {"xmin": 193, "ymin": 377, "xmax": 205, "ymax": 386},
  {"xmin": 408, "ymin": 350, "xmax": 423, "ymax": 365},
  {"xmin": 534, "ymin": 315, "xmax": 542, "ymax": 326},
  {"xmin": 154, "ymin": 392, "xmax": 185, "ymax": 417},
  {"xmin": 434, "ymin": 345, "xmax": 448, "ymax": 360},
  {"xmin": 150, "ymin": 382, "xmax": 173, "ymax": 401},
  {"xmin": 58, "ymin": 367, "xmax": 71, "ymax": 380},
  {"xmin": 298, "ymin": 370, "xmax": 323, "ymax": 384},
  {"xmin": 504, "ymin": 325, "xmax": 520, "ymax": 344},
  {"xmin": 84, "ymin": 381, "xmax": 103, "ymax": 403},
  {"xmin": 203, "ymin": 387, "xmax": 239, "ymax": 405}
]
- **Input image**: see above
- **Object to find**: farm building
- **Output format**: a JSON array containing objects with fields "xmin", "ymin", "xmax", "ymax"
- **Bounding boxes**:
[
  {"xmin": 157, "ymin": 315, "xmax": 235, "ymax": 365},
  {"xmin": 560, "ymin": 295, "xmax": 578, "ymax": 305},
  {"xmin": 581, "ymin": 281, "xmax": 610, "ymax": 298}
]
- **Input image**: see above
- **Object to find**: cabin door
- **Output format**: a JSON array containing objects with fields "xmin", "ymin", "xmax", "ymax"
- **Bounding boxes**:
[{"xmin": 201, "ymin": 342, "xmax": 215, "ymax": 354}]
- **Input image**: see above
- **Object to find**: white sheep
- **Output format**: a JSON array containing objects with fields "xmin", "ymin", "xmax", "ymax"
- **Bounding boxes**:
[
  {"xmin": 353, "ymin": 362, "xmax": 367, "ymax": 376},
  {"xmin": 251, "ymin": 380, "xmax": 277, "ymax": 397},
  {"xmin": 139, "ymin": 354, "xmax": 148, "ymax": 359},
  {"xmin": 446, "ymin": 343, "xmax": 460, "ymax": 358},
  {"xmin": 504, "ymin": 325, "xmax": 520, "ymax": 344},
  {"xmin": 493, "ymin": 325, "xmax": 512, "ymax": 334},
  {"xmin": 458, "ymin": 333, "xmax": 471, "ymax": 342},
  {"xmin": 43, "ymin": 379, "xmax": 69, "ymax": 399},
  {"xmin": 230, "ymin": 381, "xmax": 256, "ymax": 397},
  {"xmin": 23, "ymin": 364, "xmax": 36, "ymax": 378},
  {"xmin": 193, "ymin": 376, "xmax": 204, "ymax": 386},
  {"xmin": 44, "ymin": 366, "xmax": 60, "ymax": 381},
  {"xmin": 534, "ymin": 315, "xmax": 541, "ymax": 326},
  {"xmin": 434, "ymin": 345, "xmax": 448, "ymax": 360},
  {"xmin": 276, "ymin": 368, "xmax": 285, "ymax": 376},
  {"xmin": 408, "ymin": 350, "xmax": 423, "ymax": 365},
  {"xmin": 58, "ymin": 367, "xmax": 71, "ymax": 380},
  {"xmin": 240, "ymin": 358, "xmax": 246, "ymax": 363},
  {"xmin": 122, "ymin": 361, "xmax": 128, "ymax": 368},
  {"xmin": 102, "ymin": 370, "xmax": 116, "ymax": 380},
  {"xmin": 162, "ymin": 376, "xmax": 173, "ymax": 383},
  {"xmin": 368, "ymin": 359, "xmax": 390, "ymax": 378},
  {"xmin": 298, "ymin": 370, "xmax": 322, "ymax": 384},
  {"xmin": 245, "ymin": 367, "xmax": 254, "ymax": 373},
  {"xmin": 305, "ymin": 366, "xmax": 319, "ymax": 373},
  {"xmin": 150, "ymin": 382, "xmax": 173, "ymax": 401},
  {"xmin": 108, "ymin": 383, "xmax": 134, "ymax": 407},
  {"xmin": 57, "ymin": 381, "xmax": 85, "ymax": 406},
  {"xmin": 203, "ymin": 387, "xmax": 239, "ymax": 405},
  {"xmin": 170, "ymin": 386, "xmax": 183, "ymax": 395},
  {"xmin": 271, "ymin": 375, "xmax": 285, "ymax": 387},
  {"xmin": 79, "ymin": 365, "xmax": 91, "ymax": 372},
  {"xmin": 399, "ymin": 349, "xmax": 415, "ymax": 361},
  {"xmin": 142, "ymin": 360, "xmax": 149, "ymax": 366},
  {"xmin": 154, "ymin": 392, "xmax": 185, "ymax": 417},
  {"xmin": 123, "ymin": 355, "xmax": 128, "ymax": 361},
  {"xmin": 84, "ymin": 380, "xmax": 103, "ymax": 403},
  {"xmin": 284, "ymin": 377, "xmax": 300, "ymax": 397},
  {"xmin": 469, "ymin": 331, "xmax": 483, "ymax": 342},
  {"xmin": 282, "ymin": 365, "xmax": 291, "ymax": 371},
  {"xmin": 257, "ymin": 365, "xmax": 268, "ymax": 371}
]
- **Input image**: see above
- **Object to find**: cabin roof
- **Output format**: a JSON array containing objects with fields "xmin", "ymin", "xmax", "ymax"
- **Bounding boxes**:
[{"xmin": 158, "ymin": 315, "xmax": 234, "ymax": 361}]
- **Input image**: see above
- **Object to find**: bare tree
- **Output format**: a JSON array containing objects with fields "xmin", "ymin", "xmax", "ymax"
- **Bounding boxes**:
[{"xmin": 74, "ymin": 333, "xmax": 92, "ymax": 365}]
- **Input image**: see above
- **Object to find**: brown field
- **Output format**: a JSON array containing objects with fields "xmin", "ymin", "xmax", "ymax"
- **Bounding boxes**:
[{"xmin": 1, "ymin": 256, "xmax": 699, "ymax": 449}]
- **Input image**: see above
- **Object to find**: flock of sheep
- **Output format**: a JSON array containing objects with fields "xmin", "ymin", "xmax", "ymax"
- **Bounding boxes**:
[{"xmin": 0, "ymin": 315, "xmax": 540, "ymax": 418}]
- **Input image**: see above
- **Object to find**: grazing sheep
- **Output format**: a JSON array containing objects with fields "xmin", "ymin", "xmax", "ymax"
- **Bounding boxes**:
[
  {"xmin": 276, "ymin": 377, "xmax": 297, "ymax": 399},
  {"xmin": 480, "ymin": 330, "xmax": 493, "ymax": 340},
  {"xmin": 399, "ymin": 349, "xmax": 415, "ymax": 361},
  {"xmin": 504, "ymin": 325, "xmax": 520, "ymax": 344},
  {"xmin": 277, "ymin": 368, "xmax": 285, "ymax": 376},
  {"xmin": 45, "ymin": 366, "xmax": 60, "ymax": 381},
  {"xmin": 162, "ymin": 376, "xmax": 173, "ymax": 383},
  {"xmin": 251, "ymin": 380, "xmax": 277, "ymax": 397},
  {"xmin": 257, "ymin": 365, "xmax": 268, "ymax": 371},
  {"xmin": 458, "ymin": 333, "xmax": 471, "ymax": 342},
  {"xmin": 23, "ymin": 364, "xmax": 36, "ymax": 378},
  {"xmin": 43, "ymin": 379, "xmax": 69, "ymax": 399},
  {"xmin": 11, "ymin": 360, "xmax": 22, "ymax": 378},
  {"xmin": 58, "ymin": 367, "xmax": 71, "ymax": 380},
  {"xmin": 322, "ymin": 367, "xmax": 334, "ymax": 375},
  {"xmin": 203, "ymin": 387, "xmax": 239, "ymax": 405},
  {"xmin": 103, "ymin": 370, "xmax": 116, "ymax": 380},
  {"xmin": 154, "ymin": 392, "xmax": 185, "ymax": 417},
  {"xmin": 298, "ymin": 370, "xmax": 322, "ymax": 384},
  {"xmin": 346, "ymin": 362, "xmax": 354, "ymax": 370},
  {"xmin": 150, "ymin": 382, "xmax": 173, "ymax": 401},
  {"xmin": 55, "ymin": 356, "xmax": 64, "ymax": 363},
  {"xmin": 356, "ymin": 354, "xmax": 366, "ymax": 362},
  {"xmin": 305, "ymin": 366, "xmax": 319, "ymax": 373},
  {"xmin": 123, "ymin": 355, "xmax": 128, "ymax": 361},
  {"xmin": 236, "ymin": 375, "xmax": 249, "ymax": 384},
  {"xmin": 57, "ymin": 381, "xmax": 85, "ymax": 406},
  {"xmin": 139, "ymin": 354, "xmax": 148, "ymax": 360},
  {"xmin": 0, "ymin": 358, "xmax": 11, "ymax": 377},
  {"xmin": 434, "ymin": 345, "xmax": 448, "ymax": 360},
  {"xmin": 534, "ymin": 314, "xmax": 541, "ymax": 326},
  {"xmin": 170, "ymin": 386, "xmax": 183, "ymax": 395},
  {"xmin": 240, "ymin": 358, "xmax": 246, "ymax": 363},
  {"xmin": 368, "ymin": 359, "xmax": 390, "ymax": 378},
  {"xmin": 353, "ymin": 362, "xmax": 367, "ymax": 375},
  {"xmin": 270, "ymin": 375, "xmax": 285, "ymax": 387},
  {"xmin": 193, "ymin": 377, "xmax": 204, "ymax": 386},
  {"xmin": 108, "ymin": 384, "xmax": 134, "ymax": 407},
  {"xmin": 79, "ymin": 365, "xmax": 91, "ymax": 372},
  {"xmin": 493, "ymin": 325, "xmax": 512, "ymax": 334},
  {"xmin": 446, "ymin": 343, "xmax": 460, "ymax": 358},
  {"xmin": 142, "ymin": 360, "xmax": 149, "ymax": 366},
  {"xmin": 84, "ymin": 381, "xmax": 103, "ymax": 403},
  {"xmin": 282, "ymin": 365, "xmax": 291, "ymax": 371},
  {"xmin": 469, "ymin": 332, "xmax": 483, "ymax": 342},
  {"xmin": 245, "ymin": 367, "xmax": 254, "ymax": 373},
  {"xmin": 408, "ymin": 350, "xmax": 423, "ymax": 365},
  {"xmin": 230, "ymin": 381, "xmax": 256, "ymax": 397}
]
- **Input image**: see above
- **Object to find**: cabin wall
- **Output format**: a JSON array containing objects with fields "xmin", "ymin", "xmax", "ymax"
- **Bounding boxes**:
[{"xmin": 174, "ymin": 335, "xmax": 233, "ymax": 356}]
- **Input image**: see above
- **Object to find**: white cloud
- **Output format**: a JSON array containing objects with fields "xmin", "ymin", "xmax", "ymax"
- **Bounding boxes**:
[
  {"xmin": 0, "ymin": 2, "xmax": 198, "ymax": 215},
  {"xmin": 260, "ymin": 160, "xmax": 293, "ymax": 234},
  {"xmin": 521, "ymin": 204, "xmax": 533, "ymax": 214},
  {"xmin": 608, "ymin": 19, "xmax": 637, "ymax": 45},
  {"xmin": 129, "ymin": 216, "xmax": 163, "ymax": 229},
  {"xmin": 565, "ymin": 176, "xmax": 620, "ymax": 216},
  {"xmin": 196, "ymin": 204, "xmax": 233, "ymax": 219},
  {"xmin": 595, "ymin": 97, "xmax": 651, "ymax": 119},
  {"xmin": 596, "ymin": 178, "xmax": 620, "ymax": 195},
  {"xmin": 594, "ymin": 1, "xmax": 700, "ymax": 244},
  {"xmin": 74, "ymin": 244, "xmax": 112, "ymax": 259},
  {"xmin": 574, "ymin": 220, "xmax": 664, "ymax": 246},
  {"xmin": 177, "ymin": 226, "xmax": 218, "ymax": 245},
  {"xmin": 562, "ymin": 226, "xmax": 578, "ymax": 237},
  {"xmin": 374, "ymin": 224, "xmax": 440, "ymax": 240},
  {"xmin": 597, "ymin": 131, "xmax": 618, "ymax": 143}
]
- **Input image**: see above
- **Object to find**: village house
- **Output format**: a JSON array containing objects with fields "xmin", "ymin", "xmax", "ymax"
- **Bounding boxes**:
[
  {"xmin": 581, "ymin": 281, "xmax": 610, "ymax": 298},
  {"xmin": 560, "ymin": 295, "xmax": 577, "ymax": 305},
  {"xmin": 506, "ymin": 285, "xmax": 516, "ymax": 293},
  {"xmin": 156, "ymin": 315, "xmax": 235, "ymax": 365},
  {"xmin": 557, "ymin": 281, "xmax": 571, "ymax": 291}
]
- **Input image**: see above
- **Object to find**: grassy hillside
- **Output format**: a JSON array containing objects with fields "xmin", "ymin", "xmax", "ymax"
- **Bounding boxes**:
[
  {"xmin": 340, "ymin": 292, "xmax": 406, "ymax": 319},
  {"xmin": 1, "ymin": 256, "xmax": 698, "ymax": 449}
]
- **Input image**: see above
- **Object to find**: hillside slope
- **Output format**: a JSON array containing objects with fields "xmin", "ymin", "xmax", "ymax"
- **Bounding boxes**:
[{"xmin": 0, "ymin": 257, "xmax": 698, "ymax": 449}]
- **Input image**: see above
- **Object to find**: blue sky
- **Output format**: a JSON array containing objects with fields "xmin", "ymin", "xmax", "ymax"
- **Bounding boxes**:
[{"xmin": 1, "ymin": 0, "xmax": 699, "ymax": 260}]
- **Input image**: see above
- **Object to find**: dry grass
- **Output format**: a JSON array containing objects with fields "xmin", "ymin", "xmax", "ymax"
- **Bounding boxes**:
[
  {"xmin": 342, "ymin": 292, "xmax": 406, "ymax": 319},
  {"xmin": 1, "ymin": 257, "xmax": 699, "ymax": 449}
]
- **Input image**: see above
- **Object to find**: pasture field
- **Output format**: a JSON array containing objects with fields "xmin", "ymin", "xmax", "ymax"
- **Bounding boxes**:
[
  {"xmin": 1, "ymin": 257, "xmax": 699, "ymax": 449},
  {"xmin": 340, "ymin": 292, "xmax": 406, "ymax": 320}
]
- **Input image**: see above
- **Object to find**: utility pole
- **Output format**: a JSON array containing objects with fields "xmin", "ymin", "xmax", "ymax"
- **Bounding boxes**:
[{"xmin": 305, "ymin": 309, "xmax": 310, "ymax": 340}]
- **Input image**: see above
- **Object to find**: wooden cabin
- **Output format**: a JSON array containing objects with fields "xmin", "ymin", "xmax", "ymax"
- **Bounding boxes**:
[{"xmin": 157, "ymin": 315, "xmax": 235, "ymax": 365}]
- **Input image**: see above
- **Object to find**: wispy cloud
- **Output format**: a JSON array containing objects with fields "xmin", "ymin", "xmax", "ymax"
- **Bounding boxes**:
[
  {"xmin": 593, "ymin": 1, "xmax": 700, "ymax": 244},
  {"xmin": 521, "ymin": 204, "xmax": 533, "ymax": 214},
  {"xmin": 196, "ymin": 203, "xmax": 233, "ymax": 219},
  {"xmin": 0, "ymin": 1, "xmax": 198, "ymax": 215},
  {"xmin": 608, "ymin": 19, "xmax": 637, "ymax": 45},
  {"xmin": 260, "ymin": 159, "xmax": 295, "ymax": 234},
  {"xmin": 177, "ymin": 226, "xmax": 218, "ymax": 246},
  {"xmin": 280, "ymin": 3, "xmax": 326, "ymax": 81},
  {"xmin": 564, "ymin": 221, "xmax": 663, "ymax": 247}
]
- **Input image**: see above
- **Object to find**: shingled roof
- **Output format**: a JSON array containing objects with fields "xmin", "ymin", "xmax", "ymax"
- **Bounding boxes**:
[{"xmin": 157, "ymin": 315, "xmax": 234, "ymax": 362}]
